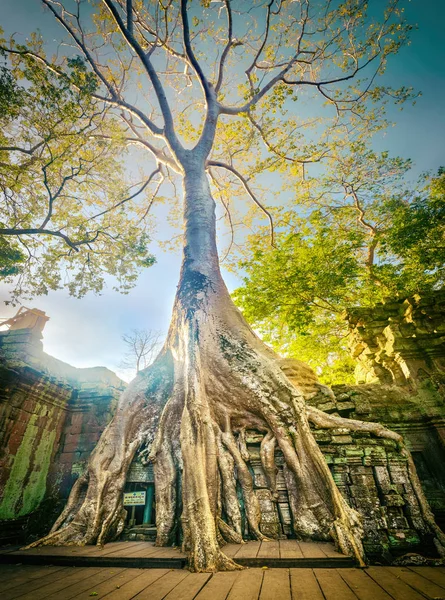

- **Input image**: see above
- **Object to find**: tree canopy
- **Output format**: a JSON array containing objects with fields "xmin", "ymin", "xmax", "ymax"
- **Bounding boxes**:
[
  {"xmin": 0, "ymin": 44, "xmax": 158, "ymax": 303},
  {"xmin": 233, "ymin": 156, "xmax": 445, "ymax": 384},
  {"xmin": 0, "ymin": 0, "xmax": 415, "ymax": 304}
]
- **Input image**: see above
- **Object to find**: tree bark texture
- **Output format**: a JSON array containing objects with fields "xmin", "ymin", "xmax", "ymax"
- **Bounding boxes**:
[{"xmin": 28, "ymin": 167, "xmax": 445, "ymax": 571}]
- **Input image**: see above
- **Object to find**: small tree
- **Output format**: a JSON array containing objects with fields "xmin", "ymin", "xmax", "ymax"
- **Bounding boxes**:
[
  {"xmin": 234, "ymin": 154, "xmax": 445, "ymax": 384},
  {"xmin": 13, "ymin": 0, "xmax": 444, "ymax": 571},
  {"xmin": 121, "ymin": 329, "xmax": 163, "ymax": 374}
]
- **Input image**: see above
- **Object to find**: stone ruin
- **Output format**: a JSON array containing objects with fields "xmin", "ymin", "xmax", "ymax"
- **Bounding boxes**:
[
  {"xmin": 0, "ymin": 294, "xmax": 444, "ymax": 562},
  {"xmin": 345, "ymin": 290, "xmax": 445, "ymax": 388},
  {"xmin": 0, "ymin": 314, "xmax": 124, "ymax": 543}
]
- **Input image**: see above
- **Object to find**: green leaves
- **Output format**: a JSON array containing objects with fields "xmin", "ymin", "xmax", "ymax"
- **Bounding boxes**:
[
  {"xmin": 67, "ymin": 56, "xmax": 98, "ymax": 95},
  {"xmin": 233, "ymin": 157, "xmax": 445, "ymax": 385},
  {"xmin": 0, "ymin": 50, "xmax": 157, "ymax": 303}
]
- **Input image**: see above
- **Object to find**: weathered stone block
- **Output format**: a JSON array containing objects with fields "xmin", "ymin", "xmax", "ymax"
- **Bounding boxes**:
[
  {"xmin": 384, "ymin": 493, "xmax": 405, "ymax": 507},
  {"xmin": 331, "ymin": 435, "xmax": 353, "ymax": 444}
]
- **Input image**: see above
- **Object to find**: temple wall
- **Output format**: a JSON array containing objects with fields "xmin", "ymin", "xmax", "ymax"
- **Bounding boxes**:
[
  {"xmin": 338, "ymin": 290, "xmax": 445, "ymax": 531},
  {"xmin": 1, "ymin": 292, "xmax": 445, "ymax": 559},
  {"xmin": 0, "ymin": 328, "xmax": 124, "ymax": 543},
  {"xmin": 312, "ymin": 383, "xmax": 445, "ymax": 532},
  {"xmin": 312, "ymin": 426, "xmax": 433, "ymax": 558},
  {"xmin": 345, "ymin": 291, "xmax": 445, "ymax": 388},
  {"xmin": 238, "ymin": 427, "xmax": 434, "ymax": 559}
]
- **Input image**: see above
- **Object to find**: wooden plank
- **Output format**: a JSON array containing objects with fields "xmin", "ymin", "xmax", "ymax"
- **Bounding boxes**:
[
  {"xmin": 8, "ymin": 544, "xmax": 123, "ymax": 557},
  {"xmin": 0, "ymin": 544, "xmax": 21, "ymax": 554},
  {"xmin": 116, "ymin": 544, "xmax": 170, "ymax": 558},
  {"xmin": 257, "ymin": 540, "xmax": 280, "ymax": 560},
  {"xmin": 387, "ymin": 566, "xmax": 445, "ymax": 599},
  {"xmin": 366, "ymin": 566, "xmax": 427, "ymax": 600},
  {"xmin": 10, "ymin": 547, "xmax": 82, "ymax": 556},
  {"xmin": 298, "ymin": 542, "xmax": 327, "ymax": 559},
  {"xmin": 0, "ymin": 562, "xmax": 26, "ymax": 570},
  {"xmin": 195, "ymin": 571, "xmax": 240, "ymax": 600},
  {"xmin": 280, "ymin": 540, "xmax": 304, "ymax": 559},
  {"xmin": 133, "ymin": 570, "xmax": 190, "ymax": 600},
  {"xmin": 409, "ymin": 566, "xmax": 445, "ymax": 588},
  {"xmin": 290, "ymin": 569, "xmax": 324, "ymax": 600},
  {"xmin": 97, "ymin": 568, "xmax": 169, "ymax": 600},
  {"xmin": 163, "ymin": 572, "xmax": 212, "ymax": 600},
  {"xmin": 314, "ymin": 568, "xmax": 359, "ymax": 600},
  {"xmin": 227, "ymin": 568, "xmax": 264, "ymax": 600},
  {"xmin": 317, "ymin": 543, "xmax": 345, "ymax": 559},
  {"xmin": 141, "ymin": 545, "xmax": 185, "ymax": 558},
  {"xmin": 44, "ymin": 568, "xmax": 126, "ymax": 600},
  {"xmin": 260, "ymin": 569, "xmax": 291, "ymax": 600},
  {"xmin": 222, "ymin": 544, "xmax": 242, "ymax": 558},
  {"xmin": 234, "ymin": 541, "xmax": 261, "ymax": 559},
  {"xmin": 81, "ymin": 541, "xmax": 143, "ymax": 555},
  {"xmin": 87, "ymin": 541, "xmax": 148, "ymax": 556},
  {"xmin": 12, "ymin": 541, "xmax": 145, "ymax": 558},
  {"xmin": 67, "ymin": 567, "xmax": 144, "ymax": 599},
  {"xmin": 2, "ymin": 567, "xmax": 70, "ymax": 600},
  {"xmin": 339, "ymin": 568, "xmax": 393, "ymax": 600},
  {"xmin": 0, "ymin": 565, "xmax": 66, "ymax": 592},
  {"xmin": 0, "ymin": 564, "xmax": 28, "ymax": 578},
  {"xmin": 12, "ymin": 567, "xmax": 103, "ymax": 600}
]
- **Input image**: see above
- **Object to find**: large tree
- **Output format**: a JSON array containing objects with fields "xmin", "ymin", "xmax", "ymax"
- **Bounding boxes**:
[{"xmin": 8, "ymin": 0, "xmax": 444, "ymax": 571}]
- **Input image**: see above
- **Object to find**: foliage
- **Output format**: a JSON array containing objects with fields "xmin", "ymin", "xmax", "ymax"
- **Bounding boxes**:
[
  {"xmin": 234, "ymin": 157, "xmax": 445, "ymax": 384},
  {"xmin": 382, "ymin": 168, "xmax": 445, "ymax": 282},
  {"xmin": 0, "ymin": 1, "xmax": 416, "ymax": 276},
  {"xmin": 0, "ymin": 44, "xmax": 158, "ymax": 303}
]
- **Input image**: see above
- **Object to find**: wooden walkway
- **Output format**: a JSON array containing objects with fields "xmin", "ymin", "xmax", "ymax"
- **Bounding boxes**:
[
  {"xmin": 0, "ymin": 540, "xmax": 354, "ymax": 569},
  {"xmin": 1, "ymin": 563, "xmax": 445, "ymax": 599}
]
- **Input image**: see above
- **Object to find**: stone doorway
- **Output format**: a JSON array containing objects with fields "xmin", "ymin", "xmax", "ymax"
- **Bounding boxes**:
[{"xmin": 122, "ymin": 458, "xmax": 156, "ymax": 539}]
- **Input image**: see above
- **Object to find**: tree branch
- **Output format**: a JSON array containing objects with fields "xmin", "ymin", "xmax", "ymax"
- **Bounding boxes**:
[
  {"xmin": 180, "ymin": 0, "xmax": 213, "ymax": 101},
  {"xmin": 215, "ymin": 0, "xmax": 233, "ymax": 94},
  {"xmin": 207, "ymin": 160, "xmax": 275, "ymax": 246},
  {"xmin": 0, "ymin": 227, "xmax": 81, "ymax": 251},
  {"xmin": 102, "ymin": 0, "xmax": 181, "ymax": 152},
  {"xmin": 87, "ymin": 165, "xmax": 162, "ymax": 221},
  {"xmin": 126, "ymin": 0, "xmax": 133, "ymax": 35},
  {"xmin": 1, "ymin": 44, "xmax": 164, "ymax": 137}
]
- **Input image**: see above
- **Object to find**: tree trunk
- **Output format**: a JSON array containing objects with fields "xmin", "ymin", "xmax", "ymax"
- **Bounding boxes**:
[{"xmin": 28, "ymin": 166, "xmax": 445, "ymax": 570}]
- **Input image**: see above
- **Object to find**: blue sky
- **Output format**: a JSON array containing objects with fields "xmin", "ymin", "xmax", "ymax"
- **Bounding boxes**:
[{"xmin": 1, "ymin": 0, "xmax": 444, "ymax": 380}]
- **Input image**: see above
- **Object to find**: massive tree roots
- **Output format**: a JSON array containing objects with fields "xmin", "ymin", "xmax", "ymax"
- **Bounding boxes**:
[{"xmin": 27, "ymin": 268, "xmax": 445, "ymax": 571}]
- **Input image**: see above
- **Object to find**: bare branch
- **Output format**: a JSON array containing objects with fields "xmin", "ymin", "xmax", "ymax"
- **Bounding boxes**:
[
  {"xmin": 102, "ymin": 0, "xmax": 181, "ymax": 152},
  {"xmin": 126, "ymin": 0, "xmax": 133, "ymax": 35},
  {"xmin": 1, "ymin": 45, "xmax": 164, "ymax": 137},
  {"xmin": 208, "ymin": 160, "xmax": 275, "ymax": 246},
  {"xmin": 0, "ymin": 141, "xmax": 46, "ymax": 155},
  {"xmin": 0, "ymin": 227, "xmax": 81, "ymax": 251},
  {"xmin": 180, "ymin": 0, "xmax": 212, "ymax": 100},
  {"xmin": 215, "ymin": 0, "xmax": 233, "ymax": 94},
  {"xmin": 87, "ymin": 165, "xmax": 163, "ymax": 221},
  {"xmin": 137, "ymin": 172, "xmax": 165, "ymax": 224}
]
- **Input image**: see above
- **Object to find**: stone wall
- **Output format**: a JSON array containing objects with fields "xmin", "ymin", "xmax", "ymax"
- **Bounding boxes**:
[
  {"xmin": 239, "ymin": 427, "xmax": 435, "ymax": 560},
  {"xmin": 340, "ymin": 290, "xmax": 445, "ymax": 532},
  {"xmin": 1, "ymin": 304, "xmax": 444, "ymax": 560},
  {"xmin": 312, "ymin": 426, "xmax": 433, "ymax": 559},
  {"xmin": 0, "ymin": 328, "xmax": 124, "ymax": 543},
  {"xmin": 346, "ymin": 291, "xmax": 445, "ymax": 387},
  {"xmin": 307, "ymin": 383, "xmax": 445, "ymax": 533}
]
